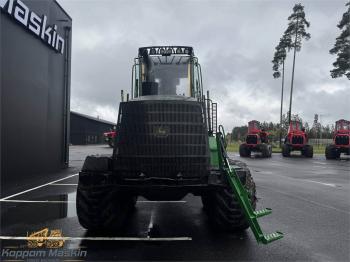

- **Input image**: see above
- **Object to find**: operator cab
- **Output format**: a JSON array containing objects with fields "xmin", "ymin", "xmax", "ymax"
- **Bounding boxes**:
[
  {"xmin": 335, "ymin": 119, "xmax": 350, "ymax": 132},
  {"xmin": 248, "ymin": 120, "xmax": 260, "ymax": 134},
  {"xmin": 131, "ymin": 46, "xmax": 203, "ymax": 101},
  {"xmin": 288, "ymin": 120, "xmax": 303, "ymax": 133},
  {"xmin": 246, "ymin": 120, "xmax": 268, "ymax": 144}
]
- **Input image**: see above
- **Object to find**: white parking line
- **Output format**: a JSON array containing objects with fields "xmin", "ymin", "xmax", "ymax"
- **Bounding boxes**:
[
  {"xmin": 313, "ymin": 161, "xmax": 327, "ymax": 165},
  {"xmin": 0, "ymin": 236, "xmax": 192, "ymax": 241},
  {"xmin": 49, "ymin": 184, "xmax": 78, "ymax": 186},
  {"xmin": 0, "ymin": 199, "xmax": 75, "ymax": 203},
  {"xmin": 0, "ymin": 199, "xmax": 186, "ymax": 204},
  {"xmin": 304, "ymin": 180, "xmax": 337, "ymax": 188},
  {"xmin": 253, "ymin": 170, "xmax": 341, "ymax": 188},
  {"xmin": 0, "ymin": 174, "xmax": 79, "ymax": 200},
  {"xmin": 137, "ymin": 200, "xmax": 186, "ymax": 203}
]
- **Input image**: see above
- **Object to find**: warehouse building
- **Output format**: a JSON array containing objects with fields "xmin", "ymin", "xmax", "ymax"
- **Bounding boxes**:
[
  {"xmin": 70, "ymin": 111, "xmax": 116, "ymax": 145},
  {"xmin": 0, "ymin": 0, "xmax": 72, "ymax": 192}
]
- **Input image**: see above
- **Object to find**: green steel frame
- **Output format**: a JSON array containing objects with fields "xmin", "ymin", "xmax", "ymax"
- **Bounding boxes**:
[{"xmin": 213, "ymin": 130, "xmax": 284, "ymax": 244}]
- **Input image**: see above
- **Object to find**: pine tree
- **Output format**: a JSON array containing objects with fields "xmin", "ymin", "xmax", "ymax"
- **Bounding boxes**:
[
  {"xmin": 330, "ymin": 2, "xmax": 350, "ymax": 80},
  {"xmin": 272, "ymin": 36, "xmax": 290, "ymax": 78},
  {"xmin": 283, "ymin": 3, "xmax": 311, "ymax": 123},
  {"xmin": 272, "ymin": 35, "xmax": 291, "ymax": 147}
]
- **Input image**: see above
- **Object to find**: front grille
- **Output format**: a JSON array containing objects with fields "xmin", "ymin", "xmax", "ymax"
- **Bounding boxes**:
[
  {"xmin": 246, "ymin": 135, "xmax": 258, "ymax": 144},
  {"xmin": 291, "ymin": 135, "xmax": 304, "ymax": 144},
  {"xmin": 335, "ymin": 135, "xmax": 349, "ymax": 146},
  {"xmin": 114, "ymin": 100, "xmax": 209, "ymax": 178}
]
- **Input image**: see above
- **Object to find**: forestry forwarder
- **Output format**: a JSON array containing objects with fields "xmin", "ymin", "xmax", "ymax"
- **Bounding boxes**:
[{"xmin": 76, "ymin": 46, "xmax": 283, "ymax": 244}]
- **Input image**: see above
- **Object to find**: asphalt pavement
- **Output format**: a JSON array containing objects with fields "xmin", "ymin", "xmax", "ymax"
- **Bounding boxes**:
[{"xmin": 0, "ymin": 145, "xmax": 349, "ymax": 261}]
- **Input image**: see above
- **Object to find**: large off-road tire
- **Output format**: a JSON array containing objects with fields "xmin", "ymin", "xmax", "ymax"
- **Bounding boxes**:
[
  {"xmin": 239, "ymin": 144, "xmax": 251, "ymax": 157},
  {"xmin": 282, "ymin": 144, "xmax": 290, "ymax": 157},
  {"xmin": 260, "ymin": 144, "xmax": 271, "ymax": 158},
  {"xmin": 76, "ymin": 185, "xmax": 136, "ymax": 231},
  {"xmin": 202, "ymin": 159, "xmax": 256, "ymax": 232},
  {"xmin": 303, "ymin": 145, "xmax": 313, "ymax": 158},
  {"xmin": 325, "ymin": 145, "xmax": 337, "ymax": 159},
  {"xmin": 76, "ymin": 156, "xmax": 136, "ymax": 231}
]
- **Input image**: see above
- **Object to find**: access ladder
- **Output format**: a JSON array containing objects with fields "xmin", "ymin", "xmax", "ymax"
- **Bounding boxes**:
[{"xmin": 217, "ymin": 132, "xmax": 284, "ymax": 244}]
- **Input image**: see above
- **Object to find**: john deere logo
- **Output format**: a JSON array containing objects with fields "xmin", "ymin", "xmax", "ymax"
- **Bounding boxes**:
[{"xmin": 153, "ymin": 125, "xmax": 170, "ymax": 137}]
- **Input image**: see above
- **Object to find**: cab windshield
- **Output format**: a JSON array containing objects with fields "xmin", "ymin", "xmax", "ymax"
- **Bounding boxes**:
[
  {"xmin": 336, "ymin": 121, "xmax": 350, "ymax": 131},
  {"xmin": 291, "ymin": 121, "xmax": 302, "ymax": 131},
  {"xmin": 248, "ymin": 121, "xmax": 259, "ymax": 131},
  {"xmin": 140, "ymin": 55, "xmax": 191, "ymax": 97}
]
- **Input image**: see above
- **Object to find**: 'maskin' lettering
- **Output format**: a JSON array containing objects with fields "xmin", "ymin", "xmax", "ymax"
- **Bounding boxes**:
[{"xmin": 0, "ymin": 0, "xmax": 65, "ymax": 54}]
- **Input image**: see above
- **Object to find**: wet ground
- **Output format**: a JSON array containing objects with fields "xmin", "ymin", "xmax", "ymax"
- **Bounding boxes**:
[{"xmin": 1, "ymin": 145, "xmax": 349, "ymax": 261}]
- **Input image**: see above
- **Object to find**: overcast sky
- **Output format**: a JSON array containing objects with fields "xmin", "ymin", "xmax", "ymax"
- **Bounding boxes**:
[{"xmin": 59, "ymin": 0, "xmax": 349, "ymax": 131}]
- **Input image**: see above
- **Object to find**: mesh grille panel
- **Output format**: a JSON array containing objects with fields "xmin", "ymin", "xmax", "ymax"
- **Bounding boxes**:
[
  {"xmin": 335, "ymin": 135, "xmax": 349, "ymax": 145},
  {"xmin": 246, "ymin": 135, "xmax": 258, "ymax": 144},
  {"xmin": 291, "ymin": 136, "xmax": 304, "ymax": 144},
  {"xmin": 115, "ymin": 100, "xmax": 209, "ymax": 178}
]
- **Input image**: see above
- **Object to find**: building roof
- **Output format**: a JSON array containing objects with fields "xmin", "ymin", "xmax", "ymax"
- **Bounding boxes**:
[
  {"xmin": 70, "ymin": 111, "xmax": 117, "ymax": 126},
  {"xmin": 54, "ymin": 0, "xmax": 73, "ymax": 20}
]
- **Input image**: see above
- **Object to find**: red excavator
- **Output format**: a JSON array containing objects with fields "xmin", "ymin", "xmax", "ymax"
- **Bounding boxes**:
[
  {"xmin": 325, "ymin": 119, "xmax": 350, "ymax": 159},
  {"xmin": 282, "ymin": 119, "xmax": 313, "ymax": 158},
  {"xmin": 239, "ymin": 120, "xmax": 272, "ymax": 158}
]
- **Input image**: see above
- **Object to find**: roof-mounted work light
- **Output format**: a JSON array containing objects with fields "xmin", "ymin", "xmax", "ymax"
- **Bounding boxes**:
[
  {"xmin": 138, "ymin": 46, "xmax": 193, "ymax": 57},
  {"xmin": 166, "ymin": 48, "xmax": 172, "ymax": 55},
  {"xmin": 149, "ymin": 48, "xmax": 156, "ymax": 55}
]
